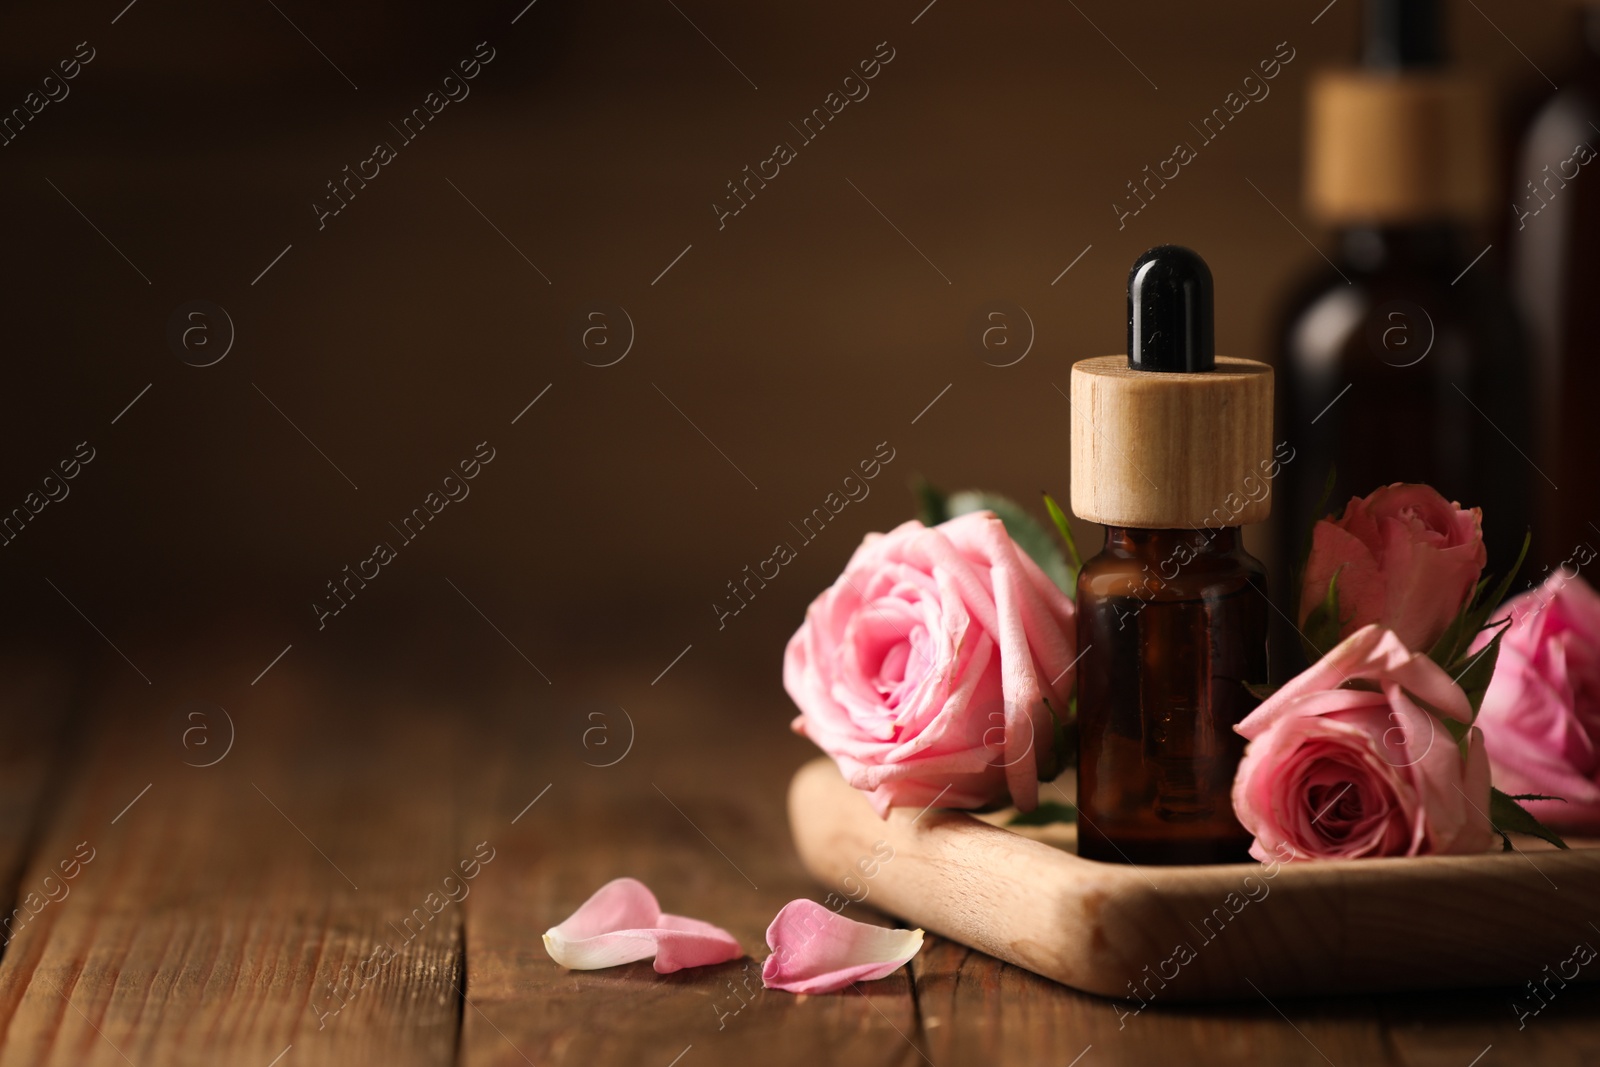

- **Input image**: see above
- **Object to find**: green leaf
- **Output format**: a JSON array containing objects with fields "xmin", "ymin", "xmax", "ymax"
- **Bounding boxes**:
[
  {"xmin": 1450, "ymin": 618, "xmax": 1512, "ymax": 721},
  {"xmin": 1041, "ymin": 492, "xmax": 1084, "ymax": 577},
  {"xmin": 1042, "ymin": 696, "xmax": 1077, "ymax": 778},
  {"xmin": 1479, "ymin": 530, "xmax": 1532, "ymax": 633},
  {"xmin": 1430, "ymin": 531, "xmax": 1531, "ymax": 669},
  {"xmin": 1009, "ymin": 800, "xmax": 1078, "ymax": 827},
  {"xmin": 1489, "ymin": 786, "xmax": 1569, "ymax": 851},
  {"xmin": 1440, "ymin": 716, "xmax": 1472, "ymax": 760},
  {"xmin": 1426, "ymin": 577, "xmax": 1490, "ymax": 669},
  {"xmin": 946, "ymin": 491, "xmax": 1073, "ymax": 593},
  {"xmin": 1299, "ymin": 565, "xmax": 1346, "ymax": 663},
  {"xmin": 913, "ymin": 477, "xmax": 949, "ymax": 526}
]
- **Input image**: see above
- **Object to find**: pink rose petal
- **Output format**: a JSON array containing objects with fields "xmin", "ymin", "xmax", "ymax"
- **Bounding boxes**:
[
  {"xmin": 542, "ymin": 877, "xmax": 742, "ymax": 973},
  {"xmin": 761, "ymin": 899, "xmax": 923, "ymax": 994}
]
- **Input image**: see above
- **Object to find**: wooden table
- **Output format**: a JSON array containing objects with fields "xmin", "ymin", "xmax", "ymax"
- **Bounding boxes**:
[{"xmin": 0, "ymin": 625, "xmax": 1594, "ymax": 1067}]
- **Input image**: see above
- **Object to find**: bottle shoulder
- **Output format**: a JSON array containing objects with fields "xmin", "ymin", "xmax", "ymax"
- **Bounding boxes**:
[
  {"xmin": 1276, "ymin": 253, "xmax": 1525, "ymax": 378},
  {"xmin": 1077, "ymin": 536, "xmax": 1266, "ymax": 601}
]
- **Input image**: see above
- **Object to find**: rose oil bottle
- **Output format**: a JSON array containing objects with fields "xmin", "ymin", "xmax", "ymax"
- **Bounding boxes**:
[{"xmin": 1071, "ymin": 246, "xmax": 1273, "ymax": 865}]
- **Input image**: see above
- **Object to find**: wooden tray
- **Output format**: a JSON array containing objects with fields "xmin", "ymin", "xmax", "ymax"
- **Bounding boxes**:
[{"xmin": 788, "ymin": 757, "xmax": 1600, "ymax": 1001}]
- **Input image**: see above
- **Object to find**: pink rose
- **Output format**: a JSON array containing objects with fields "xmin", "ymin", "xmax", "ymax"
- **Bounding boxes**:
[
  {"xmin": 784, "ymin": 512, "xmax": 1076, "ymax": 816},
  {"xmin": 1473, "ymin": 572, "xmax": 1600, "ymax": 832},
  {"xmin": 1232, "ymin": 625, "xmax": 1494, "ymax": 861},
  {"xmin": 1300, "ymin": 483, "xmax": 1486, "ymax": 652}
]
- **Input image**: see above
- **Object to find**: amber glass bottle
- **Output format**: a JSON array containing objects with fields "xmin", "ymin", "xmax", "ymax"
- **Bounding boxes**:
[
  {"xmin": 1071, "ymin": 246, "xmax": 1274, "ymax": 866},
  {"xmin": 1076, "ymin": 528, "xmax": 1267, "ymax": 864}
]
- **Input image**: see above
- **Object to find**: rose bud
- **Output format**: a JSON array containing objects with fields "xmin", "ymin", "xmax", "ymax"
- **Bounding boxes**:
[{"xmin": 1300, "ymin": 483, "xmax": 1486, "ymax": 653}]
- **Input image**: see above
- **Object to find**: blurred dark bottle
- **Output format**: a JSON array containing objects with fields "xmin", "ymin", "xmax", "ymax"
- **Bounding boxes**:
[
  {"xmin": 1274, "ymin": 0, "xmax": 1530, "ymax": 671},
  {"xmin": 1508, "ymin": 3, "xmax": 1600, "ymax": 567}
]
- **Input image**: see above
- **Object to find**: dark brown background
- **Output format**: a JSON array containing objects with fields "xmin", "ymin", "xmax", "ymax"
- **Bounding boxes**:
[{"xmin": 0, "ymin": 0, "xmax": 1574, "ymax": 677}]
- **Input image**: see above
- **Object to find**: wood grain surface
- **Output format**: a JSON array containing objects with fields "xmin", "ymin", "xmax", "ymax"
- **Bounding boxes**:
[
  {"xmin": 0, "ymin": 633, "xmax": 1593, "ymax": 1066},
  {"xmin": 457, "ymin": 668, "xmax": 924, "ymax": 1067},
  {"xmin": 1069, "ymin": 356, "xmax": 1277, "ymax": 529},
  {"xmin": 0, "ymin": 644, "xmax": 470, "ymax": 1067}
]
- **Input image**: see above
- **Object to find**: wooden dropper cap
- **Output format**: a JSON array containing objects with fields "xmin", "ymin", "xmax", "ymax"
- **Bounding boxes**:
[{"xmin": 1070, "ymin": 246, "xmax": 1274, "ymax": 529}]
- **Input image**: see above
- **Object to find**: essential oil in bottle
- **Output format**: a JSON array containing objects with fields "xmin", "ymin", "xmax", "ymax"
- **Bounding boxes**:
[{"xmin": 1071, "ymin": 245, "xmax": 1273, "ymax": 866}]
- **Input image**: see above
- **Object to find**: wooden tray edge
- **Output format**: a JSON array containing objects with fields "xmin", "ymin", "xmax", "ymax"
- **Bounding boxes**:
[{"xmin": 787, "ymin": 757, "xmax": 1600, "ymax": 1001}]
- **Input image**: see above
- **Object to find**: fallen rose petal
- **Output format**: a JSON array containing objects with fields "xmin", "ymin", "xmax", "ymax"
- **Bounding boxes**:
[
  {"xmin": 542, "ymin": 877, "xmax": 742, "ymax": 973},
  {"xmin": 761, "ymin": 899, "xmax": 923, "ymax": 993}
]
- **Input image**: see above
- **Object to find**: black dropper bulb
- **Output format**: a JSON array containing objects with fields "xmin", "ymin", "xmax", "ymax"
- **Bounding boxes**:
[{"xmin": 1127, "ymin": 244, "xmax": 1214, "ymax": 373}]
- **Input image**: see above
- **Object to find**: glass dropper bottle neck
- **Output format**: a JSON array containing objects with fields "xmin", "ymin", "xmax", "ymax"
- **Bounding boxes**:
[{"xmin": 1100, "ymin": 526, "xmax": 1243, "ymax": 558}]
